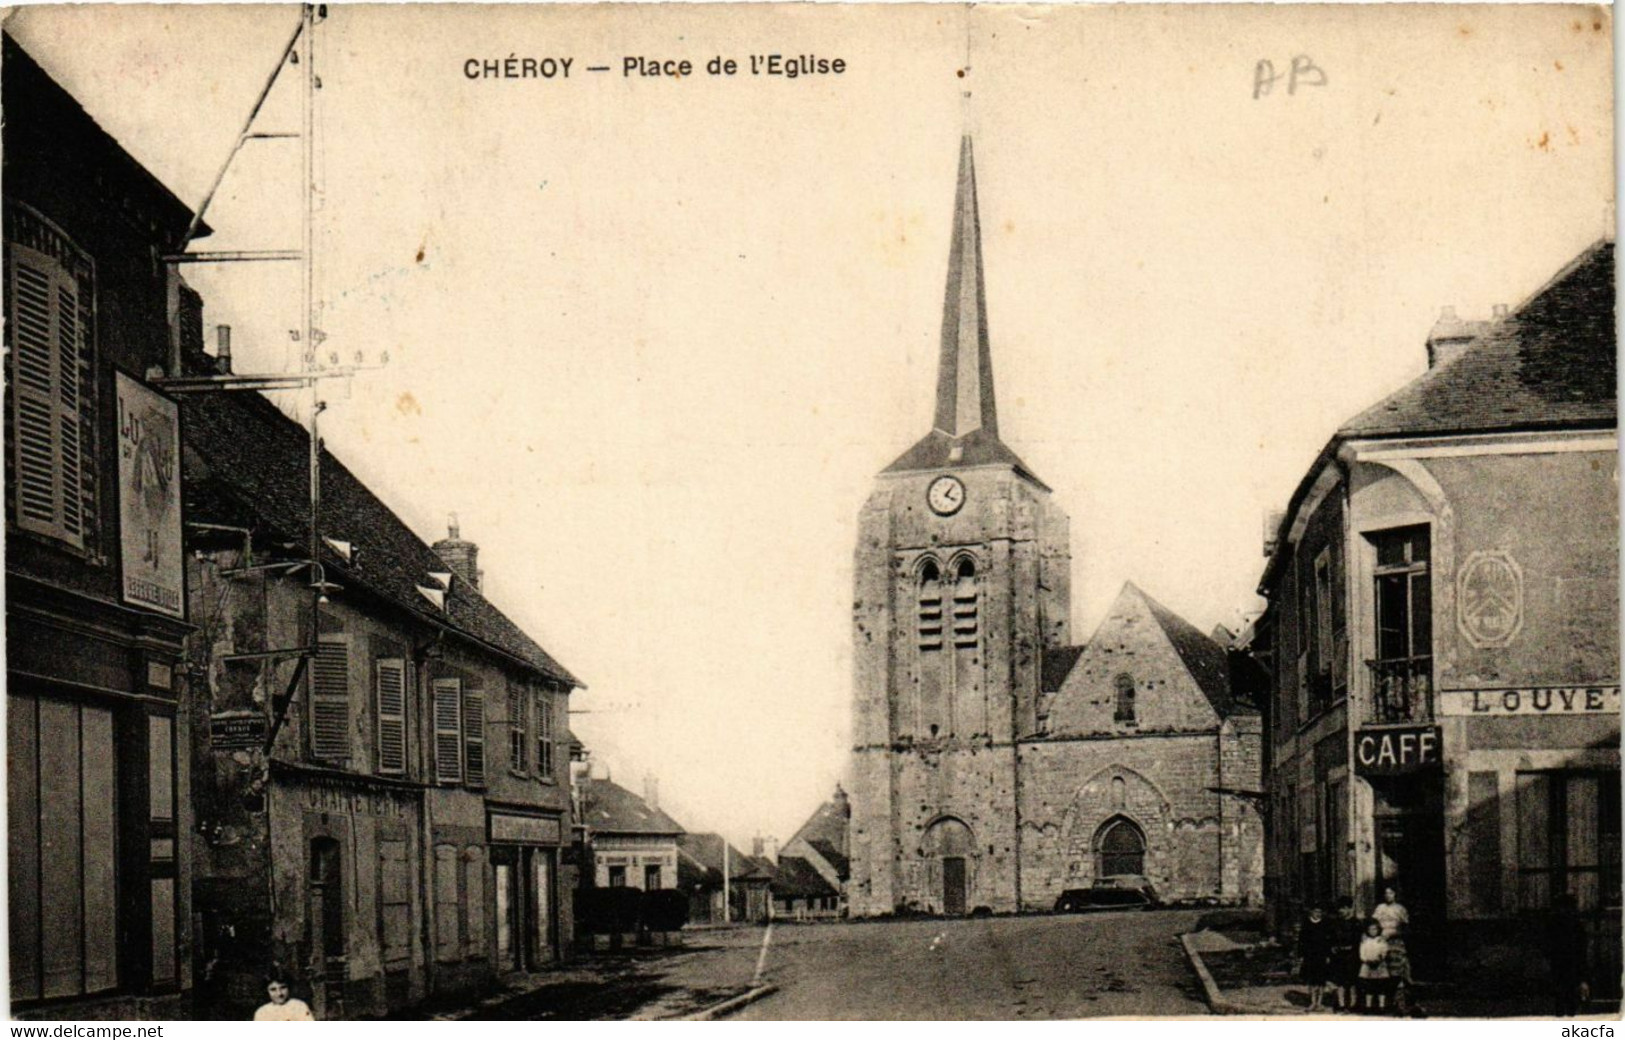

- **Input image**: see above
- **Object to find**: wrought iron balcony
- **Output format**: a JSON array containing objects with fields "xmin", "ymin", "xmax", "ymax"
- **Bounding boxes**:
[{"xmin": 1366, "ymin": 655, "xmax": 1434, "ymax": 723}]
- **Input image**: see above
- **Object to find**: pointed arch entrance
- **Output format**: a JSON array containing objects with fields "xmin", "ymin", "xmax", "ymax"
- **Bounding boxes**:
[
  {"xmin": 922, "ymin": 817, "xmax": 974, "ymax": 915},
  {"xmin": 1095, "ymin": 816, "xmax": 1147, "ymax": 878}
]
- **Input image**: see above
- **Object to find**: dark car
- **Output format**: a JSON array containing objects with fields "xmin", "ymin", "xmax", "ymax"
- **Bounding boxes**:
[{"xmin": 1053, "ymin": 875, "xmax": 1161, "ymax": 912}]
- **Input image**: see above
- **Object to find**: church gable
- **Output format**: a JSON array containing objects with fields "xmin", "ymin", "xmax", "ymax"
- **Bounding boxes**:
[{"xmin": 1045, "ymin": 583, "xmax": 1226, "ymax": 736}]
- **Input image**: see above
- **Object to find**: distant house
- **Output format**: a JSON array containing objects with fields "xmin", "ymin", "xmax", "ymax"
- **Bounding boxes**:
[
  {"xmin": 676, "ymin": 833, "xmax": 772, "ymax": 924},
  {"xmin": 583, "ymin": 776, "xmax": 683, "ymax": 890},
  {"xmin": 771, "ymin": 856, "xmax": 842, "ymax": 920},
  {"xmin": 778, "ymin": 785, "xmax": 851, "ymax": 915}
]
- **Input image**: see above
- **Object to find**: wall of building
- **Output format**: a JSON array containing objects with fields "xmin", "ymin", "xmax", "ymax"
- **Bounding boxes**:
[{"xmin": 594, "ymin": 836, "xmax": 678, "ymax": 889}]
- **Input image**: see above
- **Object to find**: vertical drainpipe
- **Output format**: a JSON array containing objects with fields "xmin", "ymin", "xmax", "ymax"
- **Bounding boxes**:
[{"xmin": 1216, "ymin": 722, "xmax": 1225, "ymax": 900}]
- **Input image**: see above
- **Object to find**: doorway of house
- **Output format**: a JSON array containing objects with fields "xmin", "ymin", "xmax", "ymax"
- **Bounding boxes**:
[
  {"xmin": 308, "ymin": 838, "xmax": 345, "ymax": 1019},
  {"xmin": 1373, "ymin": 776, "xmax": 1446, "ymax": 977}
]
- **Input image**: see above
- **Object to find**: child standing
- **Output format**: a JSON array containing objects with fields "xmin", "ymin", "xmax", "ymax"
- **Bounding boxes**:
[
  {"xmin": 1297, "ymin": 905, "xmax": 1334, "ymax": 1012},
  {"xmin": 1357, "ymin": 920, "xmax": 1391, "ymax": 1013}
]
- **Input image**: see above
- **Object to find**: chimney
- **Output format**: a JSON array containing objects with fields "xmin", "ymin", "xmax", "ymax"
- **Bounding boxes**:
[
  {"xmin": 752, "ymin": 836, "xmax": 765, "ymax": 858},
  {"xmin": 1492, "ymin": 303, "xmax": 1510, "ymax": 320},
  {"xmin": 643, "ymin": 773, "xmax": 659, "ymax": 810},
  {"xmin": 431, "ymin": 513, "xmax": 481, "ymax": 591},
  {"xmin": 1426, "ymin": 305, "xmax": 1487, "ymax": 369},
  {"xmin": 214, "ymin": 325, "xmax": 233, "ymax": 375},
  {"xmin": 764, "ymin": 836, "xmax": 779, "ymax": 863}
]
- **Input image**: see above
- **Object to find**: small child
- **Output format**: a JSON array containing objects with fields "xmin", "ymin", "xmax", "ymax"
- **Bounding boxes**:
[
  {"xmin": 1357, "ymin": 919, "xmax": 1391, "ymax": 1012},
  {"xmin": 1297, "ymin": 905, "xmax": 1334, "ymax": 1012},
  {"xmin": 253, "ymin": 974, "xmax": 315, "ymax": 1021}
]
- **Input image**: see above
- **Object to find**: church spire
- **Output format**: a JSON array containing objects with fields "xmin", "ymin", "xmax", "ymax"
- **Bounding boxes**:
[
  {"xmin": 934, "ymin": 136, "xmax": 997, "ymax": 438},
  {"xmin": 880, "ymin": 135, "xmax": 1046, "ymax": 490}
]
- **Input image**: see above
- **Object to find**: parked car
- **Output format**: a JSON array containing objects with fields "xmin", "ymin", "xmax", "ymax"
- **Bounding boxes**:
[{"xmin": 1053, "ymin": 875, "xmax": 1161, "ymax": 912}]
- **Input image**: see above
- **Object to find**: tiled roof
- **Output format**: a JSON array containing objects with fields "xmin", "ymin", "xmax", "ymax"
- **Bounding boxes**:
[
  {"xmin": 1130, "ymin": 582, "xmax": 1246, "ymax": 719},
  {"xmin": 1261, "ymin": 240, "xmax": 1616, "ymax": 593},
  {"xmin": 1340, "ymin": 241, "xmax": 1614, "ymax": 438},
  {"xmin": 1042, "ymin": 645, "xmax": 1086, "ymax": 693},
  {"xmin": 785, "ymin": 787, "xmax": 849, "ymax": 860},
  {"xmin": 806, "ymin": 839, "xmax": 850, "ymax": 881},
  {"xmin": 179, "ymin": 391, "xmax": 579, "ymax": 686},
  {"xmin": 4, "ymin": 35, "xmax": 210, "ymax": 241},
  {"xmin": 583, "ymin": 778, "xmax": 684, "ymax": 836},
  {"xmin": 771, "ymin": 856, "xmax": 839, "ymax": 899},
  {"xmin": 676, "ymin": 832, "xmax": 756, "ymax": 885}
]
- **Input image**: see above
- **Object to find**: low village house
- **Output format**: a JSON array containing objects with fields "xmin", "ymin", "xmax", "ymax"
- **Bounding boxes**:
[
  {"xmin": 582, "ymin": 775, "xmax": 683, "ymax": 891},
  {"xmin": 181, "ymin": 378, "xmax": 582, "ymax": 1018},
  {"xmin": 676, "ymin": 833, "xmax": 773, "ymax": 925},
  {"xmin": 774, "ymin": 786, "xmax": 851, "ymax": 919},
  {"xmin": 1254, "ymin": 241, "xmax": 1619, "ymax": 995},
  {"xmin": 5, "ymin": 36, "xmax": 205, "ymax": 1018}
]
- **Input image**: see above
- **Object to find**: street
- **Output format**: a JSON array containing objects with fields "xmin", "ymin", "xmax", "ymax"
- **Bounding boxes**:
[{"xmin": 733, "ymin": 909, "xmax": 1210, "ymax": 1020}]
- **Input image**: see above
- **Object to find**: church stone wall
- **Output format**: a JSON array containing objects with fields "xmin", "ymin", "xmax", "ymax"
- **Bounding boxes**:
[{"xmin": 1017, "ymin": 735, "xmax": 1228, "ymax": 908}]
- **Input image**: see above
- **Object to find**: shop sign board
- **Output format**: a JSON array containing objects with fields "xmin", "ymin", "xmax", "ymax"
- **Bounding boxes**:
[
  {"xmin": 1354, "ymin": 725, "xmax": 1442, "ymax": 776},
  {"xmin": 1439, "ymin": 685, "xmax": 1619, "ymax": 716}
]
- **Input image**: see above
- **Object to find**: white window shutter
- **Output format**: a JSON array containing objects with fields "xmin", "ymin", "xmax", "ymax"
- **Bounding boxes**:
[
  {"xmin": 10, "ymin": 247, "xmax": 84, "ymax": 548},
  {"xmin": 509, "ymin": 683, "xmax": 528, "ymax": 773},
  {"xmin": 463, "ymin": 685, "xmax": 486, "ymax": 786},
  {"xmin": 536, "ymin": 691, "xmax": 554, "ymax": 779},
  {"xmin": 433, "ymin": 678, "xmax": 463, "ymax": 782},
  {"xmin": 375, "ymin": 658, "xmax": 407, "ymax": 776},
  {"xmin": 310, "ymin": 637, "xmax": 351, "ymax": 762}
]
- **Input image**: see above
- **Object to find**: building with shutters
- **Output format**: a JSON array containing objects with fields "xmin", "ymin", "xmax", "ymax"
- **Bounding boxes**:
[
  {"xmin": 4, "ymin": 36, "xmax": 202, "ymax": 1018},
  {"xmin": 1252, "ymin": 241, "xmax": 1618, "ymax": 996},
  {"xmin": 180, "ymin": 383, "xmax": 581, "ymax": 1016},
  {"xmin": 848, "ymin": 137, "xmax": 1264, "ymax": 918}
]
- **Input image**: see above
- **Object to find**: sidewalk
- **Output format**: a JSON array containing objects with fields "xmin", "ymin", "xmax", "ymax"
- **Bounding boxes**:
[
  {"xmin": 395, "ymin": 927, "xmax": 771, "ymax": 1021},
  {"xmin": 1181, "ymin": 929, "xmax": 1620, "ymax": 1019}
]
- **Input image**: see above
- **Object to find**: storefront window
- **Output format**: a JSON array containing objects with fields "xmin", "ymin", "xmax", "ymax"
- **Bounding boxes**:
[{"xmin": 1517, "ymin": 770, "xmax": 1623, "ymax": 911}]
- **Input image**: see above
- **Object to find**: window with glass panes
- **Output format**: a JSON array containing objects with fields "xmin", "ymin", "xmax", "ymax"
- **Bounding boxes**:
[
  {"xmin": 1367, "ymin": 526, "xmax": 1432, "ymax": 722},
  {"xmin": 1517, "ymin": 770, "xmax": 1623, "ymax": 911}
]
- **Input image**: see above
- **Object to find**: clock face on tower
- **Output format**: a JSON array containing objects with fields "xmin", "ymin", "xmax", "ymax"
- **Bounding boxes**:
[{"xmin": 927, "ymin": 475, "xmax": 966, "ymax": 516}]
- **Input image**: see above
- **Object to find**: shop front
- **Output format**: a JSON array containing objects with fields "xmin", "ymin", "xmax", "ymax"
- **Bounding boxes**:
[{"xmin": 488, "ymin": 808, "xmax": 566, "ymax": 973}]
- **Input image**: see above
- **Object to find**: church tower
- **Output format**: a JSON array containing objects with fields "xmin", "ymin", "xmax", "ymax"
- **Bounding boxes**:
[{"xmin": 848, "ymin": 138, "xmax": 1073, "ymax": 917}]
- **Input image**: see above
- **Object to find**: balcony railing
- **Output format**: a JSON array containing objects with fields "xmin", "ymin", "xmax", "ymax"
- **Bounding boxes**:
[{"xmin": 1366, "ymin": 655, "xmax": 1433, "ymax": 723}]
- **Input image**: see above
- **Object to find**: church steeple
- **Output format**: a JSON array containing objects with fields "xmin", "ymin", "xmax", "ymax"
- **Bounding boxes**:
[
  {"xmin": 934, "ymin": 136, "xmax": 996, "ymax": 438},
  {"xmin": 883, "ymin": 136, "xmax": 1045, "ymax": 489}
]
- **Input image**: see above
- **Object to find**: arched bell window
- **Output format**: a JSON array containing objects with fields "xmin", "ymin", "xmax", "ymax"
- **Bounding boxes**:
[{"xmin": 916, "ymin": 561, "xmax": 943, "ymax": 651}]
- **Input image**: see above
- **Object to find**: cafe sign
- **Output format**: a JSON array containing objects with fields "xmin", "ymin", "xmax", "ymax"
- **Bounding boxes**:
[
  {"xmin": 1439, "ymin": 685, "xmax": 1619, "ymax": 716},
  {"xmin": 1354, "ymin": 725, "xmax": 1442, "ymax": 776}
]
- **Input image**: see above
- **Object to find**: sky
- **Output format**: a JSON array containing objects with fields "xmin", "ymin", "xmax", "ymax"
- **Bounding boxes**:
[{"xmin": 6, "ymin": 3, "xmax": 1612, "ymax": 848}]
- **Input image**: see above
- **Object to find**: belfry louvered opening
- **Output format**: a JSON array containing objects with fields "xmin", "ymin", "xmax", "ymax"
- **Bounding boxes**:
[
  {"xmin": 951, "ymin": 558, "xmax": 979, "ymax": 648},
  {"xmin": 917, "ymin": 561, "xmax": 944, "ymax": 651}
]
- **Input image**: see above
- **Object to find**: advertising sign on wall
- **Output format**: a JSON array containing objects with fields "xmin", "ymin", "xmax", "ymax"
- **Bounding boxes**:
[{"xmin": 117, "ymin": 372, "xmax": 184, "ymax": 618}]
